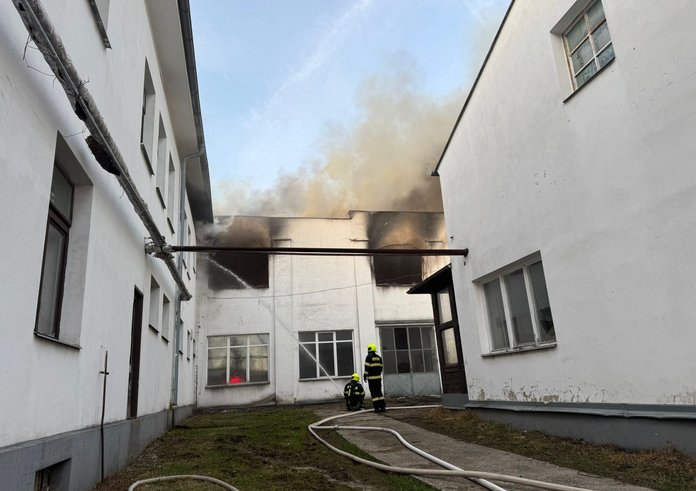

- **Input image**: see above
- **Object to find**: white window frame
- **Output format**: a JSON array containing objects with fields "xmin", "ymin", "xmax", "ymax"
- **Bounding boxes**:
[
  {"xmin": 298, "ymin": 330, "xmax": 354, "ymax": 380},
  {"xmin": 477, "ymin": 255, "xmax": 556, "ymax": 355},
  {"xmin": 206, "ymin": 334, "xmax": 270, "ymax": 387}
]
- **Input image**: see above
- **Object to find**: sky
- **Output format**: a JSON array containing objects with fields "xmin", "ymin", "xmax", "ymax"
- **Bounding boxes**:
[{"xmin": 190, "ymin": 0, "xmax": 510, "ymax": 216}]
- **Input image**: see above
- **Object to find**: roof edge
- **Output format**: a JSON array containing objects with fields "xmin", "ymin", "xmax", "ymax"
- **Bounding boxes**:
[{"xmin": 432, "ymin": 0, "xmax": 516, "ymax": 177}]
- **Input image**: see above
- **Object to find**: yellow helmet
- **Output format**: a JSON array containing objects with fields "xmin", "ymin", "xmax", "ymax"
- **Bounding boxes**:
[
  {"xmin": 367, "ymin": 343, "xmax": 377, "ymax": 352},
  {"xmin": 352, "ymin": 373, "xmax": 360, "ymax": 381}
]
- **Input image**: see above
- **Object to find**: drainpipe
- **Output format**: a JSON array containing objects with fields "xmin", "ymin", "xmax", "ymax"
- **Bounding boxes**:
[
  {"xmin": 11, "ymin": 0, "xmax": 192, "ymax": 301},
  {"xmin": 171, "ymin": 151, "xmax": 202, "ymax": 407}
]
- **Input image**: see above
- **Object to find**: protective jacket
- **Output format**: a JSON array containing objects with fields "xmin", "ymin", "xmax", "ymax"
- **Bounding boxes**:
[
  {"xmin": 363, "ymin": 352, "xmax": 383, "ymax": 380},
  {"xmin": 343, "ymin": 380, "xmax": 365, "ymax": 410}
]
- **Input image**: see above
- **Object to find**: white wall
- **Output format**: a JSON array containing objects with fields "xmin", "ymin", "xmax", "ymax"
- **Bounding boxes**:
[
  {"xmin": 198, "ymin": 213, "xmax": 443, "ymax": 406},
  {"xmin": 439, "ymin": 0, "xmax": 696, "ymax": 405},
  {"xmin": 0, "ymin": 0, "xmax": 202, "ymax": 447}
]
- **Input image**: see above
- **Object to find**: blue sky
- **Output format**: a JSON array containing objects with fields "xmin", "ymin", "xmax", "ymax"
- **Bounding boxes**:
[{"xmin": 190, "ymin": 0, "xmax": 509, "ymax": 215}]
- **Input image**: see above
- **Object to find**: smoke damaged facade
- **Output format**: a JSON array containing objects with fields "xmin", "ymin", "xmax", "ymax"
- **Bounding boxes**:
[{"xmin": 197, "ymin": 211, "xmax": 449, "ymax": 406}]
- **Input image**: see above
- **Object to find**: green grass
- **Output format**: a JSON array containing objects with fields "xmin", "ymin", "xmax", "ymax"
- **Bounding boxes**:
[{"xmin": 95, "ymin": 407, "xmax": 435, "ymax": 491}]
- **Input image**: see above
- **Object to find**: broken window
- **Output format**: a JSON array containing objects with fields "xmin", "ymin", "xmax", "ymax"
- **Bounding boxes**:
[
  {"xmin": 207, "ymin": 334, "xmax": 269, "ymax": 386},
  {"xmin": 299, "ymin": 331, "xmax": 354, "ymax": 380},
  {"xmin": 373, "ymin": 253, "xmax": 422, "ymax": 286}
]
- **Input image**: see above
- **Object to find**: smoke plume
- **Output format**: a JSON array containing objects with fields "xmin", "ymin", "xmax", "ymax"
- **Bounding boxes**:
[{"xmin": 213, "ymin": 70, "xmax": 465, "ymax": 217}]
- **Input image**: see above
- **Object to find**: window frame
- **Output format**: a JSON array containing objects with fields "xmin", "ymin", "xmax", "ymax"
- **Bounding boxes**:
[
  {"xmin": 298, "ymin": 330, "xmax": 354, "ymax": 380},
  {"xmin": 206, "ymin": 333, "xmax": 270, "ymax": 387},
  {"xmin": 562, "ymin": 0, "xmax": 615, "ymax": 90},
  {"xmin": 34, "ymin": 166, "xmax": 74, "ymax": 340},
  {"xmin": 381, "ymin": 326, "xmax": 437, "ymax": 375},
  {"xmin": 478, "ymin": 257, "xmax": 556, "ymax": 355}
]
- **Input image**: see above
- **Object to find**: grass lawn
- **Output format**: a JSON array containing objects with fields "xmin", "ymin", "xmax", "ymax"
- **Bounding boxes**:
[
  {"xmin": 386, "ymin": 407, "xmax": 696, "ymax": 491},
  {"xmin": 94, "ymin": 406, "xmax": 434, "ymax": 491}
]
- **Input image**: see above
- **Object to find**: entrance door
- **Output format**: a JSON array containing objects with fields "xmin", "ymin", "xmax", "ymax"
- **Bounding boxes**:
[
  {"xmin": 434, "ymin": 287, "xmax": 467, "ymax": 394},
  {"xmin": 127, "ymin": 288, "xmax": 143, "ymax": 418}
]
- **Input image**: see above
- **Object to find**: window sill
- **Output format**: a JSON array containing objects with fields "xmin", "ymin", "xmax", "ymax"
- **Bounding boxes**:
[
  {"xmin": 162, "ymin": 335, "xmax": 169, "ymax": 344},
  {"xmin": 206, "ymin": 381, "xmax": 270, "ymax": 389},
  {"xmin": 34, "ymin": 332, "xmax": 81, "ymax": 350},
  {"xmin": 156, "ymin": 188, "xmax": 166, "ymax": 209},
  {"xmin": 563, "ymin": 57, "xmax": 615, "ymax": 103},
  {"xmin": 149, "ymin": 324, "xmax": 159, "ymax": 335},
  {"xmin": 482, "ymin": 342, "xmax": 556, "ymax": 358},
  {"xmin": 299, "ymin": 376, "xmax": 352, "ymax": 383},
  {"xmin": 167, "ymin": 217, "xmax": 175, "ymax": 235}
]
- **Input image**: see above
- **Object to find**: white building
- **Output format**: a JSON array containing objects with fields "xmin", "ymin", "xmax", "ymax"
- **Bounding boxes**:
[
  {"xmin": 0, "ymin": 0, "xmax": 212, "ymax": 488},
  {"xmin": 430, "ymin": 0, "xmax": 696, "ymax": 454},
  {"xmin": 197, "ymin": 212, "xmax": 448, "ymax": 407}
]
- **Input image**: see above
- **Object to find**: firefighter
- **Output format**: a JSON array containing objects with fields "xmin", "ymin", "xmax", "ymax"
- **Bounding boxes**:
[
  {"xmin": 363, "ymin": 343, "xmax": 386, "ymax": 412},
  {"xmin": 343, "ymin": 373, "xmax": 365, "ymax": 411}
]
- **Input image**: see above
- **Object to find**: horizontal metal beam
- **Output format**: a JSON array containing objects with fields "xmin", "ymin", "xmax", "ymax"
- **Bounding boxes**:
[{"xmin": 164, "ymin": 245, "xmax": 468, "ymax": 257}]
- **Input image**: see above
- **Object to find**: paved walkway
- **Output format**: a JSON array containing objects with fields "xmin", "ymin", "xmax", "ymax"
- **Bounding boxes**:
[{"xmin": 312, "ymin": 407, "xmax": 653, "ymax": 491}]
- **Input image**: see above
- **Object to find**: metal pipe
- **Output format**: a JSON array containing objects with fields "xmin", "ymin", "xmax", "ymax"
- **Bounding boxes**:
[
  {"xmin": 11, "ymin": 0, "xmax": 192, "ymax": 301},
  {"xmin": 158, "ymin": 245, "xmax": 468, "ymax": 257}
]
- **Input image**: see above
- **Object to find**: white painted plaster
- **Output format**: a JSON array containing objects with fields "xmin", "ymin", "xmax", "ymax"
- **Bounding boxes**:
[
  {"xmin": 438, "ymin": 0, "xmax": 696, "ymax": 406},
  {"xmin": 0, "ymin": 1, "xmax": 205, "ymax": 447}
]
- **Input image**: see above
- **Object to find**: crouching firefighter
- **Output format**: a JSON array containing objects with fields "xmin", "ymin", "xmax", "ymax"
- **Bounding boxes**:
[
  {"xmin": 344, "ymin": 373, "xmax": 365, "ymax": 411},
  {"xmin": 364, "ymin": 343, "xmax": 386, "ymax": 412}
]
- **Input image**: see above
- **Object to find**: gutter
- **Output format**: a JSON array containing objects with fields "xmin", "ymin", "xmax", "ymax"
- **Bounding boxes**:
[{"xmin": 12, "ymin": 0, "xmax": 192, "ymax": 300}]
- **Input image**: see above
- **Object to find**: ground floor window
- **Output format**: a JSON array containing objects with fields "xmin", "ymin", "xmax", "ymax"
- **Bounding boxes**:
[
  {"xmin": 299, "ymin": 330, "xmax": 354, "ymax": 379},
  {"xmin": 207, "ymin": 334, "xmax": 269, "ymax": 386},
  {"xmin": 480, "ymin": 257, "xmax": 555, "ymax": 352},
  {"xmin": 380, "ymin": 326, "xmax": 437, "ymax": 374}
]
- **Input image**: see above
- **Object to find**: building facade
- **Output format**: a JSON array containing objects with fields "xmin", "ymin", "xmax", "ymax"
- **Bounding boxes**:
[
  {"xmin": 197, "ymin": 212, "xmax": 448, "ymax": 407},
  {"xmin": 434, "ymin": 0, "xmax": 696, "ymax": 453},
  {"xmin": 0, "ymin": 0, "xmax": 212, "ymax": 488}
]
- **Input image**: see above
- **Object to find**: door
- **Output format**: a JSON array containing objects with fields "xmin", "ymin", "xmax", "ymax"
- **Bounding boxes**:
[
  {"xmin": 434, "ymin": 287, "xmax": 467, "ymax": 394},
  {"xmin": 127, "ymin": 288, "xmax": 143, "ymax": 418}
]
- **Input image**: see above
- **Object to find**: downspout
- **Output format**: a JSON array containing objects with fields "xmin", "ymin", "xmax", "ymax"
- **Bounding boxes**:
[
  {"xmin": 171, "ymin": 151, "xmax": 202, "ymax": 407},
  {"xmin": 11, "ymin": 0, "xmax": 192, "ymax": 301}
]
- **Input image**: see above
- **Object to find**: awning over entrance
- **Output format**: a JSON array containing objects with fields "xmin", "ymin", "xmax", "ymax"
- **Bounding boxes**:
[{"xmin": 407, "ymin": 264, "xmax": 452, "ymax": 295}]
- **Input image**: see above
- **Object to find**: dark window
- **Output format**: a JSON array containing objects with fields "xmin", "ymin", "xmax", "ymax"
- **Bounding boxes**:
[
  {"xmin": 299, "ymin": 331, "xmax": 354, "ymax": 379},
  {"xmin": 35, "ymin": 166, "xmax": 73, "ymax": 338},
  {"xmin": 374, "ymin": 255, "xmax": 422, "ymax": 286},
  {"xmin": 381, "ymin": 326, "xmax": 436, "ymax": 375}
]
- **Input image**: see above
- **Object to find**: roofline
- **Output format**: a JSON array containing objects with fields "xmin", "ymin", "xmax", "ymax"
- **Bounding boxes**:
[
  {"xmin": 407, "ymin": 263, "xmax": 452, "ymax": 294},
  {"xmin": 431, "ymin": 0, "xmax": 516, "ymax": 177},
  {"xmin": 178, "ymin": 0, "xmax": 214, "ymax": 223}
]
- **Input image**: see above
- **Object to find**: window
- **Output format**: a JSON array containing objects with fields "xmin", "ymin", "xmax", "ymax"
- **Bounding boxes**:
[
  {"xmin": 161, "ymin": 294, "xmax": 171, "ymax": 342},
  {"xmin": 155, "ymin": 117, "xmax": 167, "ymax": 206},
  {"xmin": 34, "ymin": 459, "xmax": 70, "ymax": 491},
  {"xmin": 148, "ymin": 276, "xmax": 160, "ymax": 332},
  {"xmin": 207, "ymin": 334, "xmax": 269, "ymax": 386},
  {"xmin": 167, "ymin": 156, "xmax": 176, "ymax": 233},
  {"xmin": 34, "ymin": 136, "xmax": 92, "ymax": 346},
  {"xmin": 437, "ymin": 288, "xmax": 452, "ymax": 324},
  {"xmin": 140, "ymin": 62, "xmax": 156, "ymax": 172},
  {"xmin": 186, "ymin": 330, "xmax": 192, "ymax": 360},
  {"xmin": 373, "ymin": 251, "xmax": 422, "ymax": 286},
  {"xmin": 87, "ymin": 0, "xmax": 110, "ymax": 48},
  {"xmin": 35, "ymin": 166, "xmax": 73, "ymax": 339},
  {"xmin": 381, "ymin": 327, "xmax": 436, "ymax": 374},
  {"xmin": 563, "ymin": 1, "xmax": 614, "ymax": 89},
  {"xmin": 480, "ymin": 258, "xmax": 556, "ymax": 352},
  {"xmin": 299, "ymin": 331, "xmax": 354, "ymax": 380}
]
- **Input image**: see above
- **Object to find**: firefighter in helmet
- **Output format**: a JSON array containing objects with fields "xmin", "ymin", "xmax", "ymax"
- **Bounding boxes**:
[
  {"xmin": 364, "ymin": 343, "xmax": 386, "ymax": 412},
  {"xmin": 343, "ymin": 373, "xmax": 365, "ymax": 411}
]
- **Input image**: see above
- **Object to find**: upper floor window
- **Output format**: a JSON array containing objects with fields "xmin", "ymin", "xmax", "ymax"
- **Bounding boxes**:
[
  {"xmin": 87, "ymin": 0, "xmax": 111, "ymax": 48},
  {"xmin": 140, "ymin": 62, "xmax": 156, "ymax": 173},
  {"xmin": 479, "ymin": 258, "xmax": 555, "ymax": 353},
  {"xmin": 564, "ymin": 1, "xmax": 614, "ymax": 90}
]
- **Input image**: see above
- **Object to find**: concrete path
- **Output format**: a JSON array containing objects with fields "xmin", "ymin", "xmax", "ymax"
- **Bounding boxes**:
[{"xmin": 312, "ymin": 408, "xmax": 653, "ymax": 491}]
